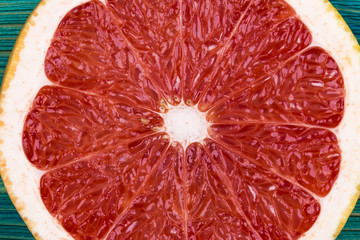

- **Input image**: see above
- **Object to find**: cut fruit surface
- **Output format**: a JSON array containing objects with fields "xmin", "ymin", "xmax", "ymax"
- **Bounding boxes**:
[
  {"xmin": 208, "ymin": 124, "xmax": 341, "ymax": 197},
  {"xmin": 164, "ymin": 104, "xmax": 209, "ymax": 146},
  {"xmin": 44, "ymin": 1, "xmax": 166, "ymax": 111},
  {"xmin": 40, "ymin": 132, "xmax": 170, "ymax": 238},
  {"xmin": 23, "ymin": 86, "xmax": 164, "ymax": 170},
  {"xmin": 1, "ymin": 0, "xmax": 360, "ymax": 240}
]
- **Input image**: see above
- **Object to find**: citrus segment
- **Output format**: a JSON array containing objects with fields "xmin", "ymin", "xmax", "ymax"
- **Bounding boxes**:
[
  {"xmin": 106, "ymin": 143, "xmax": 185, "ymax": 239},
  {"xmin": 206, "ymin": 47, "xmax": 344, "ymax": 128},
  {"xmin": 198, "ymin": 18, "xmax": 312, "ymax": 111},
  {"xmin": 181, "ymin": 0, "xmax": 252, "ymax": 104},
  {"xmin": 205, "ymin": 139, "xmax": 321, "ymax": 239},
  {"xmin": 40, "ymin": 133, "xmax": 170, "ymax": 239},
  {"xmin": 185, "ymin": 142, "xmax": 261, "ymax": 239},
  {"xmin": 107, "ymin": 0, "xmax": 182, "ymax": 105},
  {"xmin": 193, "ymin": 0, "xmax": 312, "ymax": 110},
  {"xmin": 208, "ymin": 124, "xmax": 341, "ymax": 197},
  {"xmin": 22, "ymin": 86, "xmax": 164, "ymax": 170},
  {"xmin": 44, "ymin": 1, "xmax": 165, "ymax": 111}
]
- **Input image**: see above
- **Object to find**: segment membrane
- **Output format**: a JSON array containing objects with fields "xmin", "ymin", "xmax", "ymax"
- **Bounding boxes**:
[
  {"xmin": 181, "ymin": 0, "xmax": 252, "ymax": 104},
  {"xmin": 40, "ymin": 133, "xmax": 170, "ymax": 239},
  {"xmin": 205, "ymin": 140, "xmax": 321, "ymax": 239},
  {"xmin": 22, "ymin": 86, "xmax": 163, "ymax": 170},
  {"xmin": 107, "ymin": 0, "xmax": 183, "ymax": 105},
  {"xmin": 207, "ymin": 47, "xmax": 345, "ymax": 128},
  {"xmin": 107, "ymin": 143, "xmax": 185, "ymax": 239},
  {"xmin": 191, "ymin": 0, "xmax": 309, "ymax": 110},
  {"xmin": 209, "ymin": 124, "xmax": 341, "ymax": 197},
  {"xmin": 45, "ymin": 1, "xmax": 164, "ymax": 111},
  {"xmin": 199, "ymin": 16, "xmax": 312, "ymax": 111},
  {"xmin": 185, "ymin": 143, "xmax": 261, "ymax": 239}
]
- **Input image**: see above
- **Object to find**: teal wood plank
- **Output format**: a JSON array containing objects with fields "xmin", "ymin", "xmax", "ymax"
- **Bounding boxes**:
[
  {"xmin": 0, "ymin": 225, "xmax": 34, "ymax": 239},
  {"xmin": 0, "ymin": 210, "xmax": 26, "ymax": 226},
  {"xmin": 342, "ymin": 216, "xmax": 360, "ymax": 230},
  {"xmin": 0, "ymin": 0, "xmax": 360, "ymax": 239},
  {"xmin": 0, "ymin": 51, "xmax": 11, "ymax": 69},
  {"xmin": 351, "ymin": 200, "xmax": 360, "ymax": 215},
  {"xmin": 0, "ymin": 1, "xmax": 38, "ymax": 25},
  {"xmin": 0, "ymin": 238, "xmax": 34, "ymax": 240},
  {"xmin": 0, "ymin": 179, "xmax": 6, "ymax": 194},
  {"xmin": 338, "ymin": 230, "xmax": 360, "ymax": 239},
  {"xmin": 0, "ymin": 193, "xmax": 17, "ymax": 211}
]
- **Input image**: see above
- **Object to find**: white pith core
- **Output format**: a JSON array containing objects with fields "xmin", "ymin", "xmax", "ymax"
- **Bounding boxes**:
[{"xmin": 162, "ymin": 104, "xmax": 209, "ymax": 147}]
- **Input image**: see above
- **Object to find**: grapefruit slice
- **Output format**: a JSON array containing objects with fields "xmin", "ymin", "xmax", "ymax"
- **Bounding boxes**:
[{"xmin": 1, "ymin": 0, "xmax": 360, "ymax": 239}]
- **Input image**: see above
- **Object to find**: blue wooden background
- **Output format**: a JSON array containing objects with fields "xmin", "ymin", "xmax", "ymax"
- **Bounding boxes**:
[{"xmin": 0, "ymin": 0, "xmax": 360, "ymax": 239}]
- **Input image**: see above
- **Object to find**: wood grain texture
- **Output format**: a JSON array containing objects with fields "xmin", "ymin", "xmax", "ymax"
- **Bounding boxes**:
[{"xmin": 0, "ymin": 0, "xmax": 360, "ymax": 239}]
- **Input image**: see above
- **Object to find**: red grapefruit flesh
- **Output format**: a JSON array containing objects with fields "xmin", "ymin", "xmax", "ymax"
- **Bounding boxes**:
[
  {"xmin": 204, "ymin": 140, "xmax": 320, "ymax": 239},
  {"xmin": 44, "ymin": 2, "xmax": 165, "ymax": 111},
  {"xmin": 20, "ymin": 0, "xmax": 346, "ymax": 239},
  {"xmin": 205, "ymin": 47, "xmax": 344, "ymax": 127},
  {"xmin": 40, "ymin": 132, "xmax": 170, "ymax": 238},
  {"xmin": 107, "ymin": 0, "xmax": 183, "ymax": 105},
  {"xmin": 106, "ymin": 143, "xmax": 186, "ymax": 239},
  {"xmin": 208, "ymin": 124, "xmax": 341, "ymax": 197},
  {"xmin": 23, "ymin": 86, "xmax": 164, "ymax": 170},
  {"xmin": 180, "ymin": 0, "xmax": 252, "ymax": 105}
]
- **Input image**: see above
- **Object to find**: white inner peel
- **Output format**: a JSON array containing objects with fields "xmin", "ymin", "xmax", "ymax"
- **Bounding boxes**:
[{"xmin": 162, "ymin": 104, "xmax": 209, "ymax": 147}]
